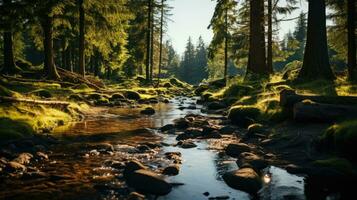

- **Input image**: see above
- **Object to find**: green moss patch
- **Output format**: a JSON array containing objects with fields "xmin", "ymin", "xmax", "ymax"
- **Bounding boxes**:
[{"xmin": 228, "ymin": 105, "xmax": 261, "ymax": 128}]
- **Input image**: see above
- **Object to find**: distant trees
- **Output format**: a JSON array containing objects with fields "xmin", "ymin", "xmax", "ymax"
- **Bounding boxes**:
[{"xmin": 347, "ymin": 0, "xmax": 356, "ymax": 81}]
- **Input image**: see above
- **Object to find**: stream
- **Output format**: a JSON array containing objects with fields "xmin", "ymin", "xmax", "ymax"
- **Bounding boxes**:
[{"xmin": 1, "ymin": 97, "xmax": 307, "ymax": 200}]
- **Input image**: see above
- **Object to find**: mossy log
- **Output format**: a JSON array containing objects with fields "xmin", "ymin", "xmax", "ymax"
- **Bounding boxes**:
[
  {"xmin": 293, "ymin": 101, "xmax": 357, "ymax": 123},
  {"xmin": 0, "ymin": 96, "xmax": 70, "ymax": 107},
  {"xmin": 280, "ymin": 89, "xmax": 357, "ymax": 109}
]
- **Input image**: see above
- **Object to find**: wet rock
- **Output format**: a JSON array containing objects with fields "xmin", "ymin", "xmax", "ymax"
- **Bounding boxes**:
[
  {"xmin": 162, "ymin": 164, "xmax": 180, "ymax": 176},
  {"xmin": 142, "ymin": 142, "xmax": 162, "ymax": 149},
  {"xmin": 36, "ymin": 152, "xmax": 49, "ymax": 160},
  {"xmin": 5, "ymin": 161, "xmax": 27, "ymax": 172},
  {"xmin": 246, "ymin": 123, "xmax": 267, "ymax": 138},
  {"xmin": 187, "ymin": 104, "xmax": 197, "ymax": 110},
  {"xmin": 207, "ymin": 101, "xmax": 227, "ymax": 110},
  {"xmin": 111, "ymin": 161, "xmax": 126, "ymax": 169},
  {"xmin": 223, "ymin": 168, "xmax": 262, "ymax": 194},
  {"xmin": 127, "ymin": 192, "xmax": 145, "ymax": 200},
  {"xmin": 202, "ymin": 125, "xmax": 219, "ymax": 135},
  {"xmin": 13, "ymin": 153, "xmax": 33, "ymax": 165},
  {"xmin": 202, "ymin": 130, "xmax": 222, "ymax": 139},
  {"xmin": 124, "ymin": 91, "xmax": 141, "ymax": 100},
  {"xmin": 225, "ymin": 143, "xmax": 251, "ymax": 157},
  {"xmin": 140, "ymin": 107, "xmax": 155, "ymax": 115},
  {"xmin": 49, "ymin": 174, "xmax": 73, "ymax": 181},
  {"xmin": 219, "ymin": 126, "xmax": 236, "ymax": 135},
  {"xmin": 136, "ymin": 145, "xmax": 151, "ymax": 153},
  {"xmin": 176, "ymin": 127, "xmax": 202, "ymax": 141},
  {"xmin": 237, "ymin": 152, "xmax": 268, "ymax": 171},
  {"xmin": 160, "ymin": 124, "xmax": 175, "ymax": 132},
  {"xmin": 203, "ymin": 192, "xmax": 210, "ymax": 196},
  {"xmin": 124, "ymin": 161, "xmax": 147, "ymax": 178},
  {"xmin": 126, "ymin": 169, "xmax": 172, "ymax": 195},
  {"xmin": 110, "ymin": 93, "xmax": 125, "ymax": 100},
  {"xmin": 208, "ymin": 196, "xmax": 230, "ymax": 200},
  {"xmin": 177, "ymin": 140, "xmax": 197, "ymax": 149},
  {"xmin": 174, "ymin": 118, "xmax": 190, "ymax": 129},
  {"xmin": 90, "ymin": 143, "xmax": 114, "ymax": 153}
]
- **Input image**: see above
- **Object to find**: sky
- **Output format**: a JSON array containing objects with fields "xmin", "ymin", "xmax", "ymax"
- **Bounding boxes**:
[{"xmin": 167, "ymin": 0, "xmax": 308, "ymax": 56}]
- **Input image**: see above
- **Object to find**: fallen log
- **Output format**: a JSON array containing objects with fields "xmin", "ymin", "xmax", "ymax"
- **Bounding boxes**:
[
  {"xmin": 1, "ymin": 74, "xmax": 77, "ymax": 88},
  {"xmin": 280, "ymin": 89, "xmax": 357, "ymax": 109},
  {"xmin": 293, "ymin": 101, "xmax": 357, "ymax": 123},
  {"xmin": 0, "ymin": 96, "xmax": 70, "ymax": 107}
]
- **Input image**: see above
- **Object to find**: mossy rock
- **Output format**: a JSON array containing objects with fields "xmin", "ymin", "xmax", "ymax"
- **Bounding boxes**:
[
  {"xmin": 15, "ymin": 59, "xmax": 33, "ymax": 71},
  {"xmin": 163, "ymin": 82, "xmax": 173, "ymax": 88},
  {"xmin": 95, "ymin": 98, "xmax": 110, "ymax": 105},
  {"xmin": 194, "ymin": 85, "xmax": 209, "ymax": 95},
  {"xmin": 313, "ymin": 157, "xmax": 356, "ymax": 176},
  {"xmin": 32, "ymin": 89, "xmax": 52, "ymax": 98},
  {"xmin": 228, "ymin": 105, "xmax": 261, "ymax": 128},
  {"xmin": 319, "ymin": 120, "xmax": 357, "ymax": 160},
  {"xmin": 223, "ymin": 84, "xmax": 254, "ymax": 98},
  {"xmin": 169, "ymin": 78, "xmax": 184, "ymax": 87},
  {"xmin": 110, "ymin": 93, "xmax": 125, "ymax": 100},
  {"xmin": 247, "ymin": 123, "xmax": 265, "ymax": 135},
  {"xmin": 124, "ymin": 91, "xmax": 141, "ymax": 100},
  {"xmin": 87, "ymin": 93, "xmax": 103, "ymax": 100},
  {"xmin": 72, "ymin": 83, "xmax": 91, "ymax": 90},
  {"xmin": 140, "ymin": 107, "xmax": 156, "ymax": 115},
  {"xmin": 0, "ymin": 118, "xmax": 33, "ymax": 141},
  {"xmin": 209, "ymin": 79, "xmax": 226, "ymax": 88},
  {"xmin": 68, "ymin": 94, "xmax": 84, "ymax": 101}
]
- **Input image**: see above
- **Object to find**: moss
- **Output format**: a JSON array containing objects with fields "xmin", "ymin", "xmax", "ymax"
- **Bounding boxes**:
[
  {"xmin": 163, "ymin": 82, "xmax": 173, "ymax": 88},
  {"xmin": 0, "ymin": 84, "xmax": 15, "ymax": 97},
  {"xmin": 313, "ymin": 157, "xmax": 356, "ymax": 175},
  {"xmin": 169, "ymin": 78, "xmax": 184, "ymax": 87},
  {"xmin": 319, "ymin": 120, "xmax": 357, "ymax": 160},
  {"xmin": 68, "ymin": 94, "xmax": 85, "ymax": 101},
  {"xmin": 0, "ymin": 117, "xmax": 34, "ymax": 140},
  {"xmin": 228, "ymin": 105, "xmax": 261, "ymax": 128},
  {"xmin": 247, "ymin": 123, "xmax": 265, "ymax": 134},
  {"xmin": 222, "ymin": 84, "xmax": 254, "ymax": 99}
]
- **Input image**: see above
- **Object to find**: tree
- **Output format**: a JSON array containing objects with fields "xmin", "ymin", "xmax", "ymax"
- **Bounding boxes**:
[
  {"xmin": 146, "ymin": 0, "xmax": 153, "ymax": 81},
  {"xmin": 298, "ymin": 0, "xmax": 334, "ymax": 80},
  {"xmin": 179, "ymin": 37, "xmax": 196, "ymax": 83},
  {"xmin": 78, "ymin": 0, "xmax": 85, "ymax": 76},
  {"xmin": 292, "ymin": 12, "xmax": 307, "ymax": 61},
  {"xmin": 347, "ymin": 0, "xmax": 356, "ymax": 81},
  {"xmin": 194, "ymin": 36, "xmax": 208, "ymax": 83},
  {"xmin": 209, "ymin": 0, "xmax": 238, "ymax": 83},
  {"xmin": 246, "ymin": 0, "xmax": 268, "ymax": 77}
]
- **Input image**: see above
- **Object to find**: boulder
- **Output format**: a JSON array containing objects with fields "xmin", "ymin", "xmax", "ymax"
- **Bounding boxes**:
[
  {"xmin": 176, "ymin": 127, "xmax": 202, "ymax": 140},
  {"xmin": 13, "ymin": 153, "xmax": 33, "ymax": 165},
  {"xmin": 5, "ymin": 161, "xmax": 27, "ymax": 172},
  {"xmin": 126, "ymin": 169, "xmax": 172, "ymax": 195},
  {"xmin": 246, "ymin": 123, "xmax": 267, "ymax": 138},
  {"xmin": 237, "ymin": 152, "xmax": 268, "ymax": 171},
  {"xmin": 124, "ymin": 91, "xmax": 141, "ymax": 100},
  {"xmin": 160, "ymin": 124, "xmax": 175, "ymax": 132},
  {"xmin": 219, "ymin": 126, "xmax": 236, "ymax": 135},
  {"xmin": 223, "ymin": 168, "xmax": 262, "ymax": 194},
  {"xmin": 202, "ymin": 131, "xmax": 222, "ymax": 139},
  {"xmin": 162, "ymin": 164, "xmax": 180, "ymax": 176},
  {"xmin": 110, "ymin": 93, "xmax": 125, "ymax": 100},
  {"xmin": 228, "ymin": 106, "xmax": 261, "ymax": 128},
  {"xmin": 173, "ymin": 118, "xmax": 190, "ymax": 129},
  {"xmin": 225, "ymin": 143, "xmax": 251, "ymax": 157},
  {"xmin": 177, "ymin": 140, "xmax": 197, "ymax": 149},
  {"xmin": 140, "ymin": 107, "xmax": 155, "ymax": 115},
  {"xmin": 207, "ymin": 101, "xmax": 227, "ymax": 110},
  {"xmin": 124, "ymin": 161, "xmax": 147, "ymax": 178}
]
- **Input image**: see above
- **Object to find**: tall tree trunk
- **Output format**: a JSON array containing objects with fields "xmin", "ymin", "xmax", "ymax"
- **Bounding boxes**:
[
  {"xmin": 246, "ymin": 0, "xmax": 267, "ymax": 77},
  {"xmin": 150, "ymin": 1, "xmax": 155, "ymax": 82},
  {"xmin": 42, "ymin": 15, "xmax": 60, "ymax": 80},
  {"xmin": 348, "ymin": 0, "xmax": 356, "ymax": 81},
  {"xmin": 158, "ymin": 0, "xmax": 164, "ymax": 85},
  {"xmin": 224, "ymin": 6, "xmax": 228, "ymax": 84},
  {"xmin": 61, "ymin": 39, "xmax": 66, "ymax": 69},
  {"xmin": 2, "ymin": 0, "xmax": 16, "ymax": 74},
  {"xmin": 267, "ymin": 0, "xmax": 273, "ymax": 73},
  {"xmin": 146, "ymin": 0, "xmax": 152, "ymax": 82},
  {"xmin": 68, "ymin": 44, "xmax": 74, "ymax": 72},
  {"xmin": 78, "ymin": 0, "xmax": 85, "ymax": 77},
  {"xmin": 298, "ymin": 0, "xmax": 334, "ymax": 80}
]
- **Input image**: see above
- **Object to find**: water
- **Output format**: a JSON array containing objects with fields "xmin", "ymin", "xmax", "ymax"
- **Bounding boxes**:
[{"xmin": 1, "ymin": 96, "xmax": 308, "ymax": 200}]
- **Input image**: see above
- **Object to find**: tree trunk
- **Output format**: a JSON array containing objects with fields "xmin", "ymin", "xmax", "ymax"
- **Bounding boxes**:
[
  {"xmin": 298, "ymin": 0, "xmax": 334, "ymax": 80},
  {"xmin": 348, "ymin": 0, "xmax": 356, "ymax": 81},
  {"xmin": 150, "ymin": 1, "xmax": 155, "ymax": 81},
  {"xmin": 78, "ymin": 0, "xmax": 85, "ymax": 77},
  {"xmin": 246, "ymin": 0, "xmax": 267, "ymax": 77},
  {"xmin": 42, "ymin": 15, "xmax": 60, "ymax": 80},
  {"xmin": 224, "ymin": 6, "xmax": 228, "ymax": 84},
  {"xmin": 2, "ymin": 0, "xmax": 16, "ymax": 75},
  {"xmin": 146, "ymin": 0, "xmax": 152, "ymax": 82},
  {"xmin": 61, "ymin": 39, "xmax": 66, "ymax": 69},
  {"xmin": 158, "ymin": 0, "xmax": 164, "ymax": 85},
  {"xmin": 267, "ymin": 0, "xmax": 273, "ymax": 73}
]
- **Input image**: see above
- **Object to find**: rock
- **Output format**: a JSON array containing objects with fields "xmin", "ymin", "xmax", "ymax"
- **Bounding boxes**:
[
  {"xmin": 202, "ymin": 131, "xmax": 222, "ymax": 139},
  {"xmin": 246, "ymin": 123, "xmax": 267, "ymax": 138},
  {"xmin": 228, "ymin": 106, "xmax": 261, "ymax": 128},
  {"xmin": 127, "ymin": 192, "xmax": 145, "ymax": 200},
  {"xmin": 136, "ymin": 145, "xmax": 151, "ymax": 152},
  {"xmin": 126, "ymin": 169, "xmax": 172, "ymax": 195},
  {"xmin": 160, "ymin": 124, "xmax": 175, "ymax": 132},
  {"xmin": 203, "ymin": 192, "xmax": 210, "ymax": 196},
  {"xmin": 142, "ymin": 142, "xmax": 162, "ymax": 149},
  {"xmin": 237, "ymin": 152, "xmax": 268, "ymax": 171},
  {"xmin": 36, "ymin": 152, "xmax": 49, "ymax": 160},
  {"xmin": 89, "ymin": 143, "xmax": 114, "ymax": 152},
  {"xmin": 178, "ymin": 140, "xmax": 197, "ymax": 149},
  {"xmin": 165, "ymin": 152, "xmax": 182, "ymax": 164},
  {"xmin": 219, "ymin": 126, "xmax": 236, "ymax": 135},
  {"xmin": 174, "ymin": 118, "xmax": 190, "ymax": 129},
  {"xmin": 225, "ymin": 143, "xmax": 251, "ymax": 157},
  {"xmin": 207, "ymin": 101, "xmax": 227, "ymax": 110},
  {"xmin": 208, "ymin": 196, "xmax": 230, "ymax": 200},
  {"xmin": 202, "ymin": 125, "xmax": 219, "ymax": 135},
  {"xmin": 176, "ymin": 127, "xmax": 202, "ymax": 141},
  {"xmin": 140, "ymin": 107, "xmax": 155, "ymax": 115},
  {"xmin": 110, "ymin": 93, "xmax": 125, "ymax": 100},
  {"xmin": 111, "ymin": 161, "xmax": 126, "ymax": 169},
  {"xmin": 5, "ymin": 161, "xmax": 27, "ymax": 172},
  {"xmin": 162, "ymin": 164, "xmax": 180, "ymax": 176},
  {"xmin": 187, "ymin": 105, "xmax": 197, "ymax": 110},
  {"xmin": 13, "ymin": 153, "xmax": 33, "ymax": 165},
  {"xmin": 124, "ymin": 91, "xmax": 141, "ymax": 100},
  {"xmin": 124, "ymin": 161, "xmax": 147, "ymax": 178},
  {"xmin": 223, "ymin": 168, "xmax": 262, "ymax": 194}
]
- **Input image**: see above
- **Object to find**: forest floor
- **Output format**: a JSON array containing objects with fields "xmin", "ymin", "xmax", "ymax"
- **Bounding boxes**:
[{"xmin": 1, "ymin": 70, "xmax": 357, "ymax": 199}]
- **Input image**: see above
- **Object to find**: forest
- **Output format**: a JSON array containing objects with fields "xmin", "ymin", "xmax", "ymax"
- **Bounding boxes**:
[{"xmin": 0, "ymin": 0, "xmax": 356, "ymax": 199}]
